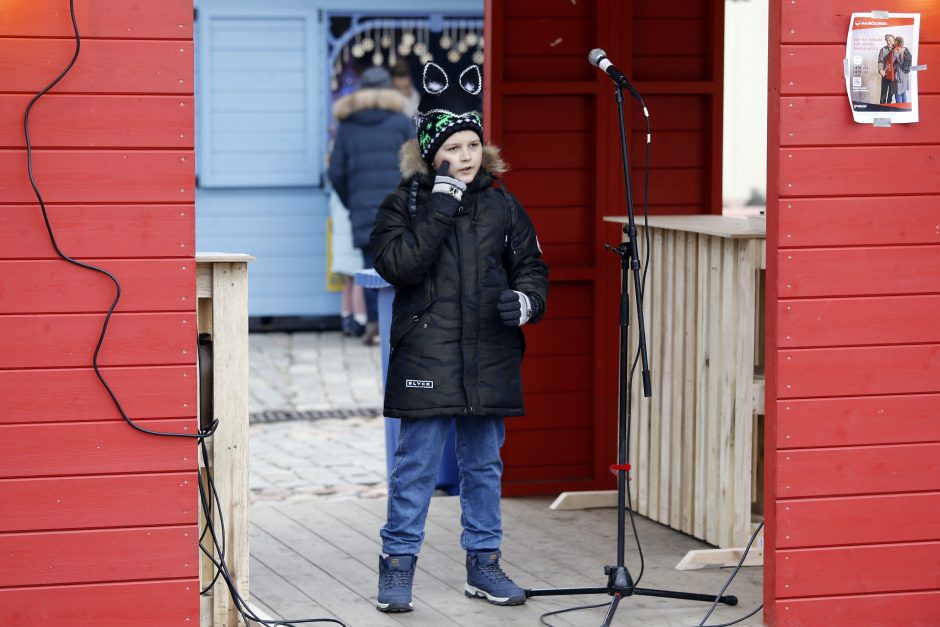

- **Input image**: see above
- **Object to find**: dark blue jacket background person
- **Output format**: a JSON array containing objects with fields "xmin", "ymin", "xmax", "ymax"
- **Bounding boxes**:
[{"xmin": 328, "ymin": 66, "xmax": 415, "ymax": 340}]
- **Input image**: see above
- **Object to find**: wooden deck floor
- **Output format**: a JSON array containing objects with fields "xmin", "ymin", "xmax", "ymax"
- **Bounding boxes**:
[{"xmin": 248, "ymin": 496, "xmax": 763, "ymax": 627}]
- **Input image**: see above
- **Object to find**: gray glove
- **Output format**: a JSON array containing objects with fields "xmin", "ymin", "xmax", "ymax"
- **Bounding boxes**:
[
  {"xmin": 497, "ymin": 289, "xmax": 533, "ymax": 326},
  {"xmin": 430, "ymin": 161, "xmax": 466, "ymax": 217}
]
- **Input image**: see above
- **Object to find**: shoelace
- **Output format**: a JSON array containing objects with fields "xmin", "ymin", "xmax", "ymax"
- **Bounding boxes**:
[
  {"xmin": 479, "ymin": 562, "xmax": 512, "ymax": 584},
  {"xmin": 384, "ymin": 570, "xmax": 413, "ymax": 587}
]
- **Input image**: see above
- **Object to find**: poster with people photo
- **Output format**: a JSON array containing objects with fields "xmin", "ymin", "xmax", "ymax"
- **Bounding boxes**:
[{"xmin": 846, "ymin": 12, "xmax": 920, "ymax": 124}]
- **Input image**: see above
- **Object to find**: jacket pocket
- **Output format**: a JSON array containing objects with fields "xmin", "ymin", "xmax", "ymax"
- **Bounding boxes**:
[{"xmin": 390, "ymin": 308, "xmax": 433, "ymax": 350}]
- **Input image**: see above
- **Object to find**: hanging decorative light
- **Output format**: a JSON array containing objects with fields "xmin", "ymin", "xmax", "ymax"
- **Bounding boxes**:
[
  {"xmin": 439, "ymin": 23, "xmax": 452, "ymax": 50},
  {"xmin": 361, "ymin": 27, "xmax": 375, "ymax": 52},
  {"xmin": 351, "ymin": 29, "xmax": 364, "ymax": 58}
]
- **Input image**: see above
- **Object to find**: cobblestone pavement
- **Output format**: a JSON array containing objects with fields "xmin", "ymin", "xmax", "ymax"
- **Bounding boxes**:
[{"xmin": 248, "ymin": 331, "xmax": 388, "ymax": 504}]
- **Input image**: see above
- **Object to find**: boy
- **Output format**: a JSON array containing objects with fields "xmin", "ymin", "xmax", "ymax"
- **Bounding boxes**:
[{"xmin": 370, "ymin": 62, "xmax": 549, "ymax": 612}]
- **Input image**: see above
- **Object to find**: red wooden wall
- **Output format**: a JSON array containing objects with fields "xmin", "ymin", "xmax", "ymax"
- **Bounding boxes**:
[
  {"xmin": 766, "ymin": 1, "xmax": 940, "ymax": 624},
  {"xmin": 486, "ymin": 0, "xmax": 723, "ymax": 495},
  {"xmin": 0, "ymin": 2, "xmax": 199, "ymax": 625}
]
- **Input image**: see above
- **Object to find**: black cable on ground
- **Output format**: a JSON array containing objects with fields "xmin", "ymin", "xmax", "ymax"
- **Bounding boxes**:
[{"xmin": 695, "ymin": 520, "xmax": 764, "ymax": 627}]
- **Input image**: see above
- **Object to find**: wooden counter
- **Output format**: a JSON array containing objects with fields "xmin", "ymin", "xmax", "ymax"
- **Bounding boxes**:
[
  {"xmin": 604, "ymin": 215, "xmax": 765, "ymax": 548},
  {"xmin": 196, "ymin": 253, "xmax": 254, "ymax": 627}
]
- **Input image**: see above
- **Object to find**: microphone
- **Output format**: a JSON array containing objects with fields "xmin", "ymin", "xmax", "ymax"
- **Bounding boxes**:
[{"xmin": 588, "ymin": 48, "xmax": 642, "ymax": 100}]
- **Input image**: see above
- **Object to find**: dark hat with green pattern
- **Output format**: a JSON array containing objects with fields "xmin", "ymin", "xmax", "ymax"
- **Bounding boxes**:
[{"xmin": 415, "ymin": 62, "xmax": 484, "ymax": 164}]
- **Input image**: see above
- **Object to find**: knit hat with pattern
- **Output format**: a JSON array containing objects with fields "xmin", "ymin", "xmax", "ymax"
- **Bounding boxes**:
[{"xmin": 415, "ymin": 63, "xmax": 484, "ymax": 165}]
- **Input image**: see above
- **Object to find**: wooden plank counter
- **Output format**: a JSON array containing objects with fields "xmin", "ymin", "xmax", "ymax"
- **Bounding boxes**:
[
  {"xmin": 604, "ymin": 215, "xmax": 765, "ymax": 548},
  {"xmin": 196, "ymin": 253, "xmax": 254, "ymax": 627}
]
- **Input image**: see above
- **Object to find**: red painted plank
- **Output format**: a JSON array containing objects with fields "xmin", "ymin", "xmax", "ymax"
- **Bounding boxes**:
[
  {"xmin": 504, "ymin": 0, "xmax": 592, "ymax": 18},
  {"xmin": 0, "ymin": 150, "xmax": 194, "ymax": 203},
  {"xmin": 777, "ymin": 541, "xmax": 940, "ymax": 598},
  {"xmin": 632, "ymin": 131, "xmax": 706, "ymax": 168},
  {"xmin": 634, "ymin": 2, "xmax": 706, "ymax": 19},
  {"xmin": 777, "ymin": 492, "xmax": 940, "ymax": 548},
  {"xmin": 0, "ymin": 312, "xmax": 195, "ymax": 369},
  {"xmin": 0, "ymin": 473, "xmax": 197, "ymax": 533},
  {"xmin": 782, "ymin": 0, "xmax": 940, "ymax": 44},
  {"xmin": 510, "ymin": 392, "xmax": 592, "ymax": 431},
  {"xmin": 777, "ymin": 394, "xmax": 940, "ymax": 449},
  {"xmin": 503, "ymin": 427, "xmax": 591, "ymax": 467},
  {"xmin": 779, "ymin": 295, "xmax": 940, "ymax": 347},
  {"xmin": 0, "ymin": 366, "xmax": 196, "ymax": 424},
  {"xmin": 781, "ymin": 96, "xmax": 940, "ymax": 146},
  {"xmin": 503, "ymin": 18, "xmax": 594, "ymax": 56},
  {"xmin": 775, "ymin": 591, "xmax": 940, "ymax": 627},
  {"xmin": 777, "ymin": 443, "xmax": 940, "ymax": 498},
  {"xmin": 780, "ymin": 146, "xmax": 940, "ymax": 196},
  {"xmin": 781, "ymin": 44, "xmax": 938, "ymax": 95},
  {"xmin": 503, "ymin": 96, "xmax": 593, "ymax": 131},
  {"xmin": 504, "ymin": 464, "xmax": 592, "ymax": 483},
  {"xmin": 634, "ymin": 18, "xmax": 708, "ymax": 56},
  {"xmin": 633, "ymin": 55, "xmax": 711, "ymax": 82},
  {"xmin": 0, "ymin": 95, "xmax": 194, "ymax": 148},
  {"xmin": 0, "ymin": 580, "xmax": 200, "ymax": 627},
  {"xmin": 523, "ymin": 317, "xmax": 591, "ymax": 356},
  {"xmin": 538, "ymin": 282, "xmax": 592, "ymax": 318},
  {"xmin": 523, "ymin": 355, "xmax": 591, "ymax": 393},
  {"xmin": 630, "ymin": 168, "xmax": 706, "ymax": 206},
  {"xmin": 530, "ymin": 207, "xmax": 591, "ymax": 244},
  {"xmin": 632, "ymin": 95, "xmax": 708, "ymax": 131},
  {"xmin": 540, "ymin": 243, "xmax": 593, "ymax": 267},
  {"xmin": 504, "ymin": 169, "xmax": 591, "ymax": 207},
  {"xmin": 0, "ymin": 206, "xmax": 194, "ymax": 260},
  {"xmin": 0, "ymin": 260, "xmax": 194, "ymax": 314},
  {"xmin": 503, "ymin": 55, "xmax": 593, "ymax": 82},
  {"xmin": 0, "ymin": 525, "xmax": 198, "ymax": 587},
  {"xmin": 0, "ymin": 0, "xmax": 192, "ymax": 39},
  {"xmin": 778, "ymin": 344, "xmax": 940, "ymax": 398},
  {"xmin": 0, "ymin": 419, "xmax": 197, "ymax": 478},
  {"xmin": 503, "ymin": 131, "xmax": 592, "ymax": 169},
  {"xmin": 778, "ymin": 246, "xmax": 940, "ymax": 298},
  {"xmin": 778, "ymin": 197, "xmax": 940, "ymax": 247},
  {"xmin": 0, "ymin": 39, "xmax": 192, "ymax": 94}
]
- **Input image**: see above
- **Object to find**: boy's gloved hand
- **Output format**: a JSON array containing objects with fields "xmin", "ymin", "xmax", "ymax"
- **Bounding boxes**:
[
  {"xmin": 497, "ymin": 289, "xmax": 533, "ymax": 326},
  {"xmin": 430, "ymin": 161, "xmax": 466, "ymax": 217}
]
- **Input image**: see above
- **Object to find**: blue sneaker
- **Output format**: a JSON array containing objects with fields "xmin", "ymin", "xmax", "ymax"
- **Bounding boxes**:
[
  {"xmin": 377, "ymin": 554, "xmax": 416, "ymax": 612},
  {"xmin": 464, "ymin": 549, "xmax": 527, "ymax": 606}
]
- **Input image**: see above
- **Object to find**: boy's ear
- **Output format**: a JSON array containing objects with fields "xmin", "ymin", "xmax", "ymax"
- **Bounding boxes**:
[
  {"xmin": 459, "ymin": 65, "xmax": 482, "ymax": 95},
  {"xmin": 422, "ymin": 62, "xmax": 449, "ymax": 95}
]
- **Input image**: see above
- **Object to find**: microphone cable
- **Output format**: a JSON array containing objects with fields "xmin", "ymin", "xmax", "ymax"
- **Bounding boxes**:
[{"xmin": 25, "ymin": 2, "xmax": 346, "ymax": 625}]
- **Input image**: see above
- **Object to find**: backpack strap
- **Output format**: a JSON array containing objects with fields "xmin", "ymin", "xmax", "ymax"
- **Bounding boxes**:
[{"xmin": 493, "ymin": 178, "xmax": 518, "ymax": 254}]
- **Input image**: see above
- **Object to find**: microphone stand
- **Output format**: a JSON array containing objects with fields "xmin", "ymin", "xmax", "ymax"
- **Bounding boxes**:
[{"xmin": 524, "ymin": 80, "xmax": 738, "ymax": 626}]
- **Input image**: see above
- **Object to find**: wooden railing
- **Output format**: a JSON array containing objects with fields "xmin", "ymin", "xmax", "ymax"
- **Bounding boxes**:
[
  {"xmin": 196, "ymin": 253, "xmax": 254, "ymax": 627},
  {"xmin": 608, "ymin": 216, "xmax": 766, "ymax": 549}
]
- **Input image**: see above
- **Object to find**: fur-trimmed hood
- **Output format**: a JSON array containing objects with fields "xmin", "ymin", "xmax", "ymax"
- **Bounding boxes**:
[
  {"xmin": 398, "ymin": 138, "xmax": 508, "ymax": 181},
  {"xmin": 333, "ymin": 88, "xmax": 407, "ymax": 121}
]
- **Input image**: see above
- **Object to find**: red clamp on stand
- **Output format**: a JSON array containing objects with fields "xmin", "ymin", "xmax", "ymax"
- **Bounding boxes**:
[{"xmin": 609, "ymin": 463, "xmax": 631, "ymax": 476}]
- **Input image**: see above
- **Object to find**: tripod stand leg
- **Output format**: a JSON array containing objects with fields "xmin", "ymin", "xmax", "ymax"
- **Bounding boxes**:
[
  {"xmin": 635, "ymin": 587, "xmax": 738, "ymax": 606},
  {"xmin": 601, "ymin": 593, "xmax": 622, "ymax": 627}
]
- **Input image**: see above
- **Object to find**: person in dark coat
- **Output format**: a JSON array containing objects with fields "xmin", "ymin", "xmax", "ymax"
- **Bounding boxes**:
[
  {"xmin": 370, "ymin": 62, "xmax": 548, "ymax": 613},
  {"xmin": 328, "ymin": 66, "xmax": 414, "ymax": 344}
]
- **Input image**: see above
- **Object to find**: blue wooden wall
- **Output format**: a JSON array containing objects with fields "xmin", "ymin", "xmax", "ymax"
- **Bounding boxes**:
[{"xmin": 194, "ymin": 0, "xmax": 482, "ymax": 317}]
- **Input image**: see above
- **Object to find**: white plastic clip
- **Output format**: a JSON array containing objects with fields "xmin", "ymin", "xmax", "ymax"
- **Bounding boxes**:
[
  {"xmin": 873, "ymin": 118, "xmax": 892, "ymax": 128},
  {"xmin": 871, "ymin": 10, "xmax": 890, "ymax": 18},
  {"xmin": 912, "ymin": 64, "xmax": 928, "ymax": 72}
]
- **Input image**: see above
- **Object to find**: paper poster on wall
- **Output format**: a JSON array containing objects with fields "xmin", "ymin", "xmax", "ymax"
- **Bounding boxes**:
[{"xmin": 846, "ymin": 12, "xmax": 919, "ymax": 124}]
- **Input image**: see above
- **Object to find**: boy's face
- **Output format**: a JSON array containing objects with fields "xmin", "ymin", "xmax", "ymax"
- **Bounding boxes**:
[{"xmin": 432, "ymin": 130, "xmax": 483, "ymax": 185}]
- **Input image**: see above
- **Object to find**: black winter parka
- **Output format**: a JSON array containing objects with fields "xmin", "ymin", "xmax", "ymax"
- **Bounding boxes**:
[{"xmin": 371, "ymin": 140, "xmax": 549, "ymax": 419}]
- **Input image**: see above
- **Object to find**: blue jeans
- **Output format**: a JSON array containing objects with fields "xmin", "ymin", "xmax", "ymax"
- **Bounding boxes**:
[
  {"xmin": 381, "ymin": 416, "xmax": 505, "ymax": 555},
  {"xmin": 896, "ymin": 90, "xmax": 909, "ymax": 103}
]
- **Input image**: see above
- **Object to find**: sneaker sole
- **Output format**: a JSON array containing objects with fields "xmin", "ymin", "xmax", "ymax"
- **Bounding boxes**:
[
  {"xmin": 376, "ymin": 601, "xmax": 413, "ymax": 613},
  {"xmin": 464, "ymin": 584, "xmax": 527, "ymax": 606}
]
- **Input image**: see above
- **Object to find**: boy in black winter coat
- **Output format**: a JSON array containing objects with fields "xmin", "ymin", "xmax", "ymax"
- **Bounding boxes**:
[{"xmin": 369, "ymin": 63, "xmax": 548, "ymax": 613}]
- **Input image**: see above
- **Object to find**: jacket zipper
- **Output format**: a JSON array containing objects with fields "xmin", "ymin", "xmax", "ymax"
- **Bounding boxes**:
[{"xmin": 454, "ymin": 204, "xmax": 472, "ymax": 415}]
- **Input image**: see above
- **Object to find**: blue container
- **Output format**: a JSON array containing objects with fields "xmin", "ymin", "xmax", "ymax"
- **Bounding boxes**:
[{"xmin": 356, "ymin": 269, "xmax": 460, "ymax": 495}]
